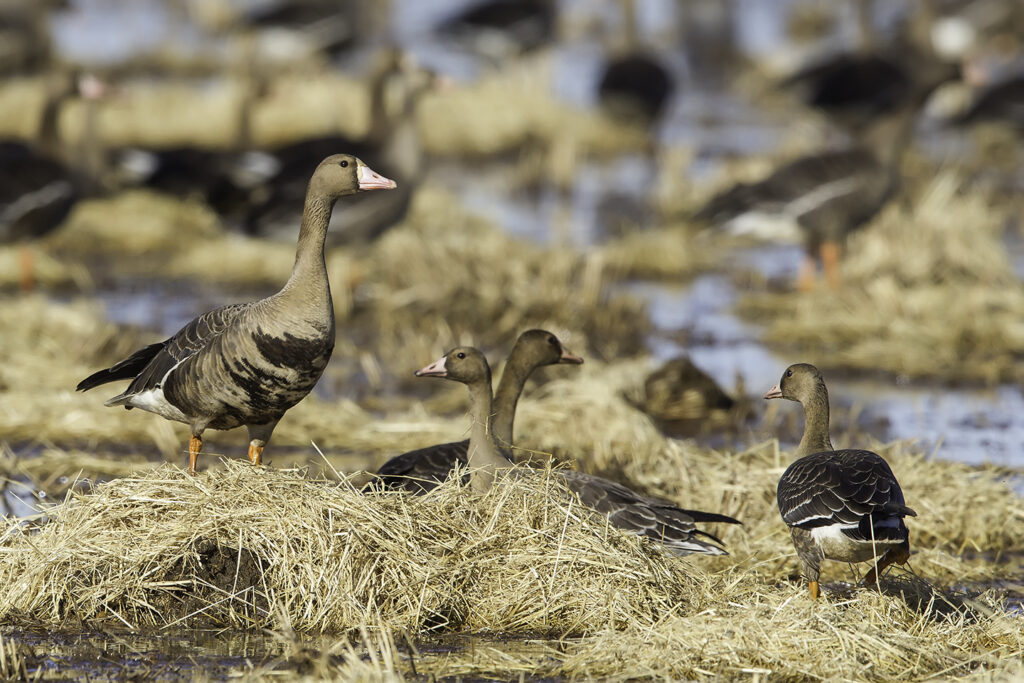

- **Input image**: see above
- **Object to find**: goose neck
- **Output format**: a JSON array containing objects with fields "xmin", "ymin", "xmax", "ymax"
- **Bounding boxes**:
[
  {"xmin": 466, "ymin": 377, "xmax": 511, "ymax": 493},
  {"xmin": 796, "ymin": 384, "xmax": 834, "ymax": 458},
  {"xmin": 283, "ymin": 193, "xmax": 334, "ymax": 294},
  {"xmin": 491, "ymin": 356, "xmax": 532, "ymax": 448}
]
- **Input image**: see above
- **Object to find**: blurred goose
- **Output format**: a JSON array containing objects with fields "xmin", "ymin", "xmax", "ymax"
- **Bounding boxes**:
[
  {"xmin": 76, "ymin": 155, "xmax": 395, "ymax": 474},
  {"xmin": 634, "ymin": 356, "xmax": 735, "ymax": 433},
  {"xmin": 597, "ymin": 0, "xmax": 674, "ymax": 127},
  {"xmin": 1, "ymin": 72, "xmax": 102, "ymax": 290},
  {"xmin": 764, "ymin": 363, "xmax": 915, "ymax": 599},
  {"xmin": 415, "ymin": 346, "xmax": 741, "ymax": 555},
  {"xmin": 693, "ymin": 87, "xmax": 935, "ymax": 290},
  {"xmin": 435, "ymin": 0, "xmax": 555, "ymax": 60},
  {"xmin": 374, "ymin": 329, "xmax": 583, "ymax": 493},
  {"xmin": 245, "ymin": 50, "xmax": 435, "ymax": 244}
]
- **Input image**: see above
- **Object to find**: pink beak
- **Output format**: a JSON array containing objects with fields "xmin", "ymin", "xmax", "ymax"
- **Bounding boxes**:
[
  {"xmin": 763, "ymin": 384, "xmax": 783, "ymax": 400},
  {"xmin": 415, "ymin": 355, "xmax": 447, "ymax": 377},
  {"xmin": 559, "ymin": 347, "xmax": 584, "ymax": 365},
  {"xmin": 358, "ymin": 163, "xmax": 397, "ymax": 191}
]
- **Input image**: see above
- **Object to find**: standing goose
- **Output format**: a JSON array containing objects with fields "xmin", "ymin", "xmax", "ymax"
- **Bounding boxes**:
[
  {"xmin": 696, "ymin": 61, "xmax": 952, "ymax": 291},
  {"xmin": 76, "ymin": 155, "xmax": 395, "ymax": 474},
  {"xmin": 415, "ymin": 347, "xmax": 741, "ymax": 555},
  {"xmin": 374, "ymin": 329, "xmax": 583, "ymax": 493},
  {"xmin": 764, "ymin": 363, "xmax": 916, "ymax": 599}
]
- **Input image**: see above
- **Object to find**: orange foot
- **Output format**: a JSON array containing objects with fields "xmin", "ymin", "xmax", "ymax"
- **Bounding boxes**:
[
  {"xmin": 248, "ymin": 442, "xmax": 264, "ymax": 467},
  {"xmin": 188, "ymin": 434, "xmax": 202, "ymax": 476},
  {"xmin": 808, "ymin": 580, "xmax": 821, "ymax": 599}
]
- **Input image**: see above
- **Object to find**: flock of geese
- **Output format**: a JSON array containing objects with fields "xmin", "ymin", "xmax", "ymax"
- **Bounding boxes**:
[{"xmin": 76, "ymin": 152, "xmax": 915, "ymax": 600}]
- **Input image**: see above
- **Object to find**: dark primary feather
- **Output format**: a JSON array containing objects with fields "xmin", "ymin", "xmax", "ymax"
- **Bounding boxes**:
[
  {"xmin": 373, "ymin": 440, "xmax": 471, "ymax": 493},
  {"xmin": 777, "ymin": 449, "xmax": 916, "ymax": 542},
  {"xmin": 561, "ymin": 470, "xmax": 740, "ymax": 554},
  {"xmin": 79, "ymin": 303, "xmax": 250, "ymax": 404},
  {"xmin": 75, "ymin": 342, "xmax": 164, "ymax": 392}
]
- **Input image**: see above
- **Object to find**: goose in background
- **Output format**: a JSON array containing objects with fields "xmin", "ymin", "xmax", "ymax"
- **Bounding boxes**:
[
  {"xmin": 596, "ymin": 0, "xmax": 674, "ymax": 127},
  {"xmin": 765, "ymin": 363, "xmax": 915, "ymax": 599},
  {"xmin": 413, "ymin": 346, "xmax": 741, "ymax": 555},
  {"xmin": 76, "ymin": 155, "xmax": 396, "ymax": 475},
  {"xmin": 434, "ymin": 0, "xmax": 556, "ymax": 62},
  {"xmin": 1, "ymin": 71, "xmax": 104, "ymax": 290},
  {"xmin": 373, "ymin": 329, "xmax": 583, "ymax": 493},
  {"xmin": 243, "ymin": 49, "xmax": 436, "ymax": 244},
  {"xmin": 693, "ymin": 73, "xmax": 947, "ymax": 291}
]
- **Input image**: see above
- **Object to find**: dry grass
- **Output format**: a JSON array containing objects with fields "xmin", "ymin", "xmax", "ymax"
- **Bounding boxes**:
[
  {"xmin": 45, "ymin": 190, "xmax": 223, "ymax": 258},
  {"xmin": 597, "ymin": 223, "xmax": 720, "ymax": 281},
  {"xmin": 0, "ymin": 455, "xmax": 1019, "ymax": 681},
  {"xmin": 738, "ymin": 172, "xmax": 1024, "ymax": 384},
  {"xmin": 58, "ymin": 73, "xmax": 368, "ymax": 150},
  {"xmin": 0, "ymin": 246, "xmax": 90, "ymax": 291},
  {"xmin": 418, "ymin": 54, "xmax": 649, "ymax": 159}
]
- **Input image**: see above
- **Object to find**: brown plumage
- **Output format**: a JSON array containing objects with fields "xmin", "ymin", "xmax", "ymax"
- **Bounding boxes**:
[
  {"xmin": 77, "ymin": 154, "xmax": 396, "ymax": 474},
  {"xmin": 415, "ymin": 346, "xmax": 741, "ymax": 555},
  {"xmin": 765, "ymin": 363, "xmax": 915, "ymax": 598},
  {"xmin": 373, "ymin": 329, "xmax": 583, "ymax": 493}
]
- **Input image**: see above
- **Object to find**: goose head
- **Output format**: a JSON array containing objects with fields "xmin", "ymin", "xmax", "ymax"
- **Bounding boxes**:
[
  {"xmin": 764, "ymin": 363, "xmax": 826, "ymax": 404},
  {"xmin": 415, "ymin": 347, "xmax": 491, "ymax": 386},
  {"xmin": 310, "ymin": 154, "xmax": 396, "ymax": 199},
  {"xmin": 513, "ymin": 329, "xmax": 584, "ymax": 367}
]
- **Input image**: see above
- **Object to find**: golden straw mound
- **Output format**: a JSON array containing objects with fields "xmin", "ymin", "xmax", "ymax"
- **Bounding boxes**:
[
  {"xmin": 418, "ymin": 55, "xmax": 648, "ymax": 158},
  {"xmin": 353, "ymin": 187, "xmax": 650, "ymax": 370},
  {"xmin": 0, "ymin": 459, "xmax": 1019, "ymax": 681},
  {"xmin": 739, "ymin": 172, "xmax": 1024, "ymax": 384},
  {"xmin": 45, "ymin": 190, "xmax": 223, "ymax": 258}
]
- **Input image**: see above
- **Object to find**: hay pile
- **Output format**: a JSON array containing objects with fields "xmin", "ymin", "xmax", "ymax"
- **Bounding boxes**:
[
  {"xmin": 418, "ymin": 55, "xmax": 648, "ymax": 159},
  {"xmin": 0, "ymin": 457, "xmax": 1020, "ymax": 681},
  {"xmin": 738, "ymin": 173, "xmax": 1024, "ymax": 384},
  {"xmin": 349, "ymin": 187, "xmax": 650, "ymax": 370}
]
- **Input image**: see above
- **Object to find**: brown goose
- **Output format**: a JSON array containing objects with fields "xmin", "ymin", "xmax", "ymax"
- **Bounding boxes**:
[
  {"xmin": 765, "ymin": 363, "xmax": 916, "ymax": 598},
  {"xmin": 76, "ymin": 155, "xmax": 395, "ymax": 475},
  {"xmin": 374, "ymin": 329, "xmax": 583, "ymax": 493},
  {"xmin": 415, "ymin": 346, "xmax": 741, "ymax": 555}
]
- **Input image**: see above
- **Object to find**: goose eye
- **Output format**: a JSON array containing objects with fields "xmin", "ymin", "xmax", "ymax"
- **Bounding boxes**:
[
  {"xmin": 547, "ymin": 336, "xmax": 556, "ymax": 345},
  {"xmin": 456, "ymin": 352, "xmax": 466, "ymax": 359},
  {"xmin": 785, "ymin": 369, "xmax": 793, "ymax": 378},
  {"xmin": 339, "ymin": 160, "xmax": 349, "ymax": 168}
]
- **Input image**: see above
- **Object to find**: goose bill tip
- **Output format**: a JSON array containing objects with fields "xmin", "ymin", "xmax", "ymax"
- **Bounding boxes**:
[
  {"xmin": 558, "ymin": 349, "xmax": 584, "ymax": 365},
  {"xmin": 415, "ymin": 356, "xmax": 447, "ymax": 377},
  {"xmin": 357, "ymin": 163, "xmax": 397, "ymax": 190},
  {"xmin": 763, "ymin": 385, "xmax": 783, "ymax": 400}
]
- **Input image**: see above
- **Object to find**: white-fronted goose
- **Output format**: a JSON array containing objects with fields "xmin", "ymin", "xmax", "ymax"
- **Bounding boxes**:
[
  {"xmin": 764, "ymin": 363, "xmax": 916, "ymax": 599},
  {"xmin": 1, "ymin": 72, "xmax": 103, "ymax": 290},
  {"xmin": 374, "ymin": 329, "xmax": 583, "ymax": 493},
  {"xmin": 76, "ymin": 155, "xmax": 395, "ymax": 475},
  {"xmin": 415, "ymin": 346, "xmax": 741, "ymax": 555},
  {"xmin": 694, "ymin": 92, "xmax": 928, "ymax": 291}
]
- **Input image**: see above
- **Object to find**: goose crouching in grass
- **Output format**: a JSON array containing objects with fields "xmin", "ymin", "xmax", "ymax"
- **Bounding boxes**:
[
  {"xmin": 373, "ymin": 329, "xmax": 583, "ymax": 493},
  {"xmin": 76, "ymin": 155, "xmax": 395, "ymax": 475},
  {"xmin": 764, "ymin": 363, "xmax": 916, "ymax": 598},
  {"xmin": 415, "ymin": 346, "xmax": 741, "ymax": 555}
]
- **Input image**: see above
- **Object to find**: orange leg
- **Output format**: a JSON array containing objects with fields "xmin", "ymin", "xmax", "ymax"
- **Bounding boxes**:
[
  {"xmin": 797, "ymin": 254, "xmax": 816, "ymax": 292},
  {"xmin": 863, "ymin": 546, "xmax": 910, "ymax": 586},
  {"xmin": 248, "ymin": 442, "xmax": 264, "ymax": 467},
  {"xmin": 820, "ymin": 241, "xmax": 841, "ymax": 290},
  {"xmin": 18, "ymin": 246, "xmax": 35, "ymax": 293},
  {"xmin": 188, "ymin": 435, "xmax": 202, "ymax": 476},
  {"xmin": 808, "ymin": 580, "xmax": 821, "ymax": 599}
]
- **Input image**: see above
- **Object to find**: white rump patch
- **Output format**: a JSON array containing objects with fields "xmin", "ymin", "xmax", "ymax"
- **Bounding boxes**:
[{"xmin": 125, "ymin": 387, "xmax": 189, "ymax": 423}]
